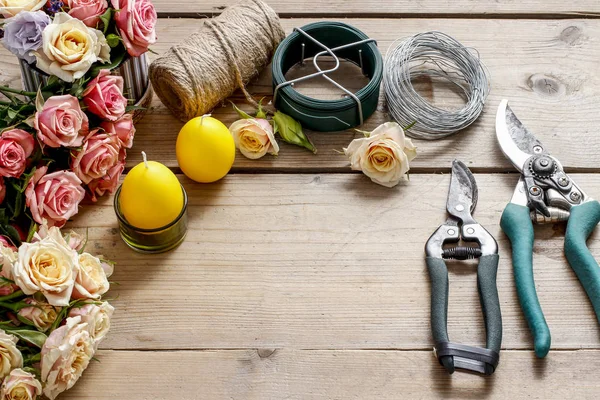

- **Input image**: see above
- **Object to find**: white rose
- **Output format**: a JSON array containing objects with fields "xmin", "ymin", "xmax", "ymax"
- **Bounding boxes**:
[
  {"xmin": 69, "ymin": 302, "xmax": 114, "ymax": 348},
  {"xmin": 41, "ymin": 316, "xmax": 95, "ymax": 400},
  {"xmin": 344, "ymin": 122, "xmax": 417, "ymax": 188},
  {"xmin": 34, "ymin": 13, "xmax": 110, "ymax": 82},
  {"xmin": 72, "ymin": 253, "xmax": 110, "ymax": 300},
  {"xmin": 0, "ymin": 368, "xmax": 42, "ymax": 400},
  {"xmin": 230, "ymin": 118, "xmax": 279, "ymax": 160},
  {"xmin": 0, "ymin": 0, "xmax": 45, "ymax": 17},
  {"xmin": 13, "ymin": 228, "xmax": 79, "ymax": 306},
  {"xmin": 0, "ymin": 330, "xmax": 23, "ymax": 380}
]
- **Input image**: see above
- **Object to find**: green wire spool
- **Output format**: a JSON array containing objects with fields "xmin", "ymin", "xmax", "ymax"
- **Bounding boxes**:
[{"xmin": 272, "ymin": 22, "xmax": 383, "ymax": 132}]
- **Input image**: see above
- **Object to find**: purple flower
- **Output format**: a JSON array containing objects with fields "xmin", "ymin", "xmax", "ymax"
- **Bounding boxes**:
[{"xmin": 2, "ymin": 11, "xmax": 51, "ymax": 64}]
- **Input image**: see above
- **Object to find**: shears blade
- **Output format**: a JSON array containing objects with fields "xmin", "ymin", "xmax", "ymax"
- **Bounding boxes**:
[
  {"xmin": 446, "ymin": 160, "xmax": 478, "ymax": 224},
  {"xmin": 495, "ymin": 99, "xmax": 547, "ymax": 172}
]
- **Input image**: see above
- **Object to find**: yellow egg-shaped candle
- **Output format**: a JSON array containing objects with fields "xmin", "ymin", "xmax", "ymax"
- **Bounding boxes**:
[
  {"xmin": 119, "ymin": 153, "xmax": 184, "ymax": 230},
  {"xmin": 176, "ymin": 115, "xmax": 235, "ymax": 183}
]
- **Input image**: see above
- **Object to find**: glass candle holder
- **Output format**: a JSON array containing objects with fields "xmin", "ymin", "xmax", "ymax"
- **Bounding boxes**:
[{"xmin": 114, "ymin": 184, "xmax": 188, "ymax": 254}]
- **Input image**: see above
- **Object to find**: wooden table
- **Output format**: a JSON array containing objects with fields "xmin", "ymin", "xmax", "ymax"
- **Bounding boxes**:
[{"xmin": 2, "ymin": 1, "xmax": 600, "ymax": 398}]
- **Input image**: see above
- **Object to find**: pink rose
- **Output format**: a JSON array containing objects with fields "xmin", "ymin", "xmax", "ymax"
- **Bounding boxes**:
[
  {"xmin": 87, "ymin": 152, "xmax": 125, "ymax": 202},
  {"xmin": 71, "ymin": 130, "xmax": 121, "ymax": 185},
  {"xmin": 66, "ymin": 0, "xmax": 109, "ymax": 28},
  {"xmin": 25, "ymin": 166, "xmax": 86, "ymax": 227},
  {"xmin": 34, "ymin": 95, "xmax": 89, "ymax": 148},
  {"xmin": 0, "ymin": 177, "xmax": 5, "ymax": 204},
  {"xmin": 112, "ymin": 0, "xmax": 157, "ymax": 57},
  {"xmin": 0, "ymin": 129, "xmax": 35, "ymax": 178},
  {"xmin": 83, "ymin": 69, "xmax": 128, "ymax": 122},
  {"xmin": 101, "ymin": 113, "xmax": 136, "ymax": 148}
]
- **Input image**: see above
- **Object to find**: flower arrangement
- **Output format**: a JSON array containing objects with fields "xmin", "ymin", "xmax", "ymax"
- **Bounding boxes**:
[
  {"xmin": 0, "ymin": 0, "xmax": 157, "ymax": 244},
  {"xmin": 0, "ymin": 223, "xmax": 113, "ymax": 400}
]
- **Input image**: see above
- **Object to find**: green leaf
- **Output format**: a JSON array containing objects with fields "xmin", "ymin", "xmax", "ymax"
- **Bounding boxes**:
[
  {"xmin": 106, "ymin": 33, "xmax": 121, "ymax": 48},
  {"xmin": 98, "ymin": 8, "xmax": 114, "ymax": 34},
  {"xmin": 90, "ymin": 45, "xmax": 127, "ymax": 77},
  {"xmin": 256, "ymin": 98, "xmax": 267, "ymax": 119},
  {"xmin": 272, "ymin": 111, "xmax": 317, "ymax": 154},
  {"xmin": 8, "ymin": 329, "xmax": 47, "ymax": 349},
  {"xmin": 230, "ymin": 102, "xmax": 253, "ymax": 120}
]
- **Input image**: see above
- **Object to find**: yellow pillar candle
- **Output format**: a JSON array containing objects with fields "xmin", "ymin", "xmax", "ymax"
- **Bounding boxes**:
[{"xmin": 119, "ymin": 152, "xmax": 185, "ymax": 230}]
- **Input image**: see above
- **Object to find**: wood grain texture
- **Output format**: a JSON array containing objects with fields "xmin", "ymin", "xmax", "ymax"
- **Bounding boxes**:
[
  {"xmin": 152, "ymin": 0, "xmax": 600, "ymax": 16},
  {"xmin": 69, "ymin": 173, "xmax": 600, "ymax": 351},
  {"xmin": 62, "ymin": 349, "xmax": 600, "ymax": 399},
  {"xmin": 2, "ymin": 19, "xmax": 600, "ymax": 172}
]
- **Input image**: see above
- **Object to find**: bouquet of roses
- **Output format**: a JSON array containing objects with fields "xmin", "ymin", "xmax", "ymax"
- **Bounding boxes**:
[
  {"xmin": 0, "ymin": 223, "xmax": 114, "ymax": 400},
  {"xmin": 0, "ymin": 0, "xmax": 158, "ymax": 244}
]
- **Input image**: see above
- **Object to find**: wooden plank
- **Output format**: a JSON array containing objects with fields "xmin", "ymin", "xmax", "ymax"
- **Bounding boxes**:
[
  {"xmin": 63, "ymin": 349, "xmax": 600, "ymax": 399},
  {"xmin": 152, "ymin": 0, "xmax": 600, "ymax": 17},
  {"xmin": 69, "ymin": 173, "xmax": 600, "ymax": 350},
  {"xmin": 2, "ymin": 18, "xmax": 600, "ymax": 172}
]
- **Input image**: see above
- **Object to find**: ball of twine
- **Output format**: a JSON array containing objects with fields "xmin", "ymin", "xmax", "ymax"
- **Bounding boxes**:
[
  {"xmin": 383, "ymin": 31, "xmax": 490, "ymax": 140},
  {"xmin": 149, "ymin": 0, "xmax": 285, "ymax": 121}
]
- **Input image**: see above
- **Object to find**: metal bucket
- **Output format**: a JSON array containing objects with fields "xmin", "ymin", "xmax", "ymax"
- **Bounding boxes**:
[{"xmin": 19, "ymin": 53, "xmax": 151, "ymax": 105}]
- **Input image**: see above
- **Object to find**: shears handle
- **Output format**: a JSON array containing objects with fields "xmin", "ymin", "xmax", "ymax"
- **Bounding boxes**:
[
  {"xmin": 565, "ymin": 200, "xmax": 600, "ymax": 323},
  {"xmin": 426, "ymin": 255, "xmax": 502, "ymax": 375},
  {"xmin": 500, "ymin": 203, "xmax": 551, "ymax": 358}
]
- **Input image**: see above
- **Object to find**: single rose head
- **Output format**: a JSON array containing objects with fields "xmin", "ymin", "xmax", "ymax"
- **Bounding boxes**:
[
  {"xmin": 69, "ymin": 302, "xmax": 114, "ymax": 348},
  {"xmin": 101, "ymin": 113, "xmax": 136, "ymax": 148},
  {"xmin": 230, "ymin": 118, "xmax": 279, "ymax": 160},
  {"xmin": 12, "ymin": 227, "xmax": 79, "ymax": 306},
  {"xmin": 87, "ymin": 156, "xmax": 125, "ymax": 202},
  {"xmin": 1, "ymin": 10, "xmax": 51, "ymax": 63},
  {"xmin": 0, "ymin": 330, "xmax": 23, "ymax": 379},
  {"xmin": 72, "ymin": 252, "xmax": 111, "ymax": 300},
  {"xmin": 41, "ymin": 316, "xmax": 95, "ymax": 400},
  {"xmin": 25, "ymin": 166, "xmax": 86, "ymax": 228},
  {"xmin": 33, "ymin": 12, "xmax": 110, "ymax": 82},
  {"xmin": 0, "ymin": 0, "xmax": 45, "ymax": 17},
  {"xmin": 34, "ymin": 95, "xmax": 89, "ymax": 148},
  {"xmin": 83, "ymin": 69, "xmax": 128, "ymax": 121},
  {"xmin": 71, "ymin": 129, "xmax": 121, "ymax": 185},
  {"xmin": 112, "ymin": 0, "xmax": 157, "ymax": 57},
  {"xmin": 0, "ymin": 368, "xmax": 41, "ymax": 400},
  {"xmin": 0, "ymin": 129, "xmax": 35, "ymax": 178},
  {"xmin": 344, "ymin": 122, "xmax": 417, "ymax": 188},
  {"xmin": 18, "ymin": 298, "xmax": 61, "ymax": 332},
  {"xmin": 66, "ymin": 0, "xmax": 108, "ymax": 28}
]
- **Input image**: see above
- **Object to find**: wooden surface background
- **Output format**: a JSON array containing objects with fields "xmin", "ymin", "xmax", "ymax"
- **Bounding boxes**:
[{"xmin": 2, "ymin": 0, "xmax": 600, "ymax": 398}]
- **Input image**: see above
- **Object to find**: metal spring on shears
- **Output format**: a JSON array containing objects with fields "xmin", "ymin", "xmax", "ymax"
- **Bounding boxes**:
[{"xmin": 442, "ymin": 247, "xmax": 483, "ymax": 260}]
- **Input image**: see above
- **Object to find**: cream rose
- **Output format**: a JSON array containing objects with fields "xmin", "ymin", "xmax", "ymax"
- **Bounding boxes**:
[
  {"xmin": 230, "ymin": 118, "xmax": 279, "ymax": 160},
  {"xmin": 41, "ymin": 316, "xmax": 94, "ymax": 400},
  {"xmin": 0, "ymin": 0, "xmax": 45, "ymax": 17},
  {"xmin": 18, "ymin": 298, "xmax": 60, "ymax": 332},
  {"xmin": 344, "ymin": 122, "xmax": 417, "ymax": 188},
  {"xmin": 72, "ymin": 253, "xmax": 110, "ymax": 300},
  {"xmin": 0, "ymin": 368, "xmax": 41, "ymax": 400},
  {"xmin": 69, "ymin": 302, "xmax": 114, "ymax": 348},
  {"xmin": 0, "ymin": 330, "xmax": 23, "ymax": 380},
  {"xmin": 12, "ymin": 227, "xmax": 79, "ymax": 306},
  {"xmin": 34, "ymin": 13, "xmax": 110, "ymax": 82}
]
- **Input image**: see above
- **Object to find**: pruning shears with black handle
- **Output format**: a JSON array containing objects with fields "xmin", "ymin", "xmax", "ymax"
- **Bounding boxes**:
[
  {"xmin": 425, "ymin": 160, "xmax": 502, "ymax": 376},
  {"xmin": 496, "ymin": 99, "xmax": 600, "ymax": 358}
]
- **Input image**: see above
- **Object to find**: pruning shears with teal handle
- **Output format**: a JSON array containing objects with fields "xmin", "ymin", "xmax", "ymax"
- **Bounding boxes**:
[
  {"xmin": 496, "ymin": 99, "xmax": 600, "ymax": 358},
  {"xmin": 425, "ymin": 160, "xmax": 501, "ymax": 376}
]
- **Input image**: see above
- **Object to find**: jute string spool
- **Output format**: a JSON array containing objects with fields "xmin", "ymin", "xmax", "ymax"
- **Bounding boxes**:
[{"xmin": 149, "ymin": 0, "xmax": 285, "ymax": 121}]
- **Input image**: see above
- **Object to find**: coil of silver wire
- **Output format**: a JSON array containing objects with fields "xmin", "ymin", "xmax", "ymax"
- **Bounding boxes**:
[{"xmin": 383, "ymin": 31, "xmax": 490, "ymax": 140}]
